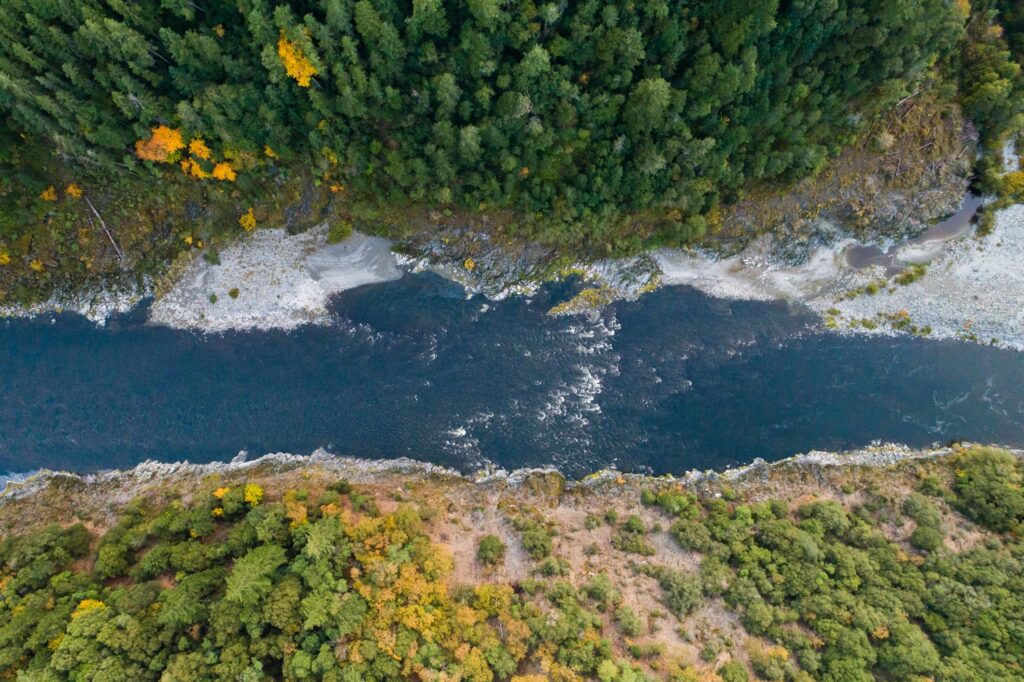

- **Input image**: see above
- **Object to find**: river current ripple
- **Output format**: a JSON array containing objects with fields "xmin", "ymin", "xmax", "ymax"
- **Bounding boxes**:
[{"xmin": 1, "ymin": 274, "xmax": 1022, "ymax": 476}]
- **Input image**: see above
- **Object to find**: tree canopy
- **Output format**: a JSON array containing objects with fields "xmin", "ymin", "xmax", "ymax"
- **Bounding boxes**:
[
  {"xmin": 2, "ymin": 448, "xmax": 1024, "ymax": 680},
  {"xmin": 0, "ymin": 0, "xmax": 981, "ymax": 248}
]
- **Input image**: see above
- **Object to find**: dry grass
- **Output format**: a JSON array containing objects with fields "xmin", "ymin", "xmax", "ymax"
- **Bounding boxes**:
[
  {"xmin": 720, "ymin": 93, "xmax": 974, "ymax": 244},
  {"xmin": 0, "ymin": 448, "xmax": 1008, "ymax": 678}
]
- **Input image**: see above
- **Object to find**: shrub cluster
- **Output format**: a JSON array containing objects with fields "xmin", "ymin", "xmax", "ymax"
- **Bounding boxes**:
[{"xmin": 1, "ymin": 447, "xmax": 1023, "ymax": 680}]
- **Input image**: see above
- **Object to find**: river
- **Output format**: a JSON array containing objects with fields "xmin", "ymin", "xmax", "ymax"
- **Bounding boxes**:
[{"xmin": 1, "ymin": 273, "xmax": 1022, "ymax": 477}]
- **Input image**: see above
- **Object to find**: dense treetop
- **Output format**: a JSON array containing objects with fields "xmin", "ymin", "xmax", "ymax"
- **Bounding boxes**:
[
  {"xmin": 0, "ymin": 1, "xmax": 1021, "ymax": 308},
  {"xmin": 0, "ymin": 0, "xmax": 991, "ymax": 247}
]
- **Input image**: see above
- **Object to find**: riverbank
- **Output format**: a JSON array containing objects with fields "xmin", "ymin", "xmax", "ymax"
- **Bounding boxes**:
[
  {"xmin": 147, "ymin": 227, "xmax": 402, "ymax": 332},
  {"xmin": 2, "ymin": 443, "xmax": 1022, "ymax": 681},
  {"xmin": 4, "ymin": 173, "xmax": 1023, "ymax": 351},
  {"xmin": 0, "ymin": 441, "xmax": 968, "ymax": 502},
  {"xmin": 812, "ymin": 203, "xmax": 1024, "ymax": 347},
  {"xmin": 5, "ymin": 196, "xmax": 1021, "ymax": 351},
  {"xmin": 137, "ymin": 194, "xmax": 1024, "ymax": 351},
  {"xmin": 0, "ymin": 442, "xmax": 1011, "ymax": 576}
]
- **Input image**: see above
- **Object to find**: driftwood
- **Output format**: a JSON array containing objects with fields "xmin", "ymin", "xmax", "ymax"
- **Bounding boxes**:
[{"xmin": 83, "ymin": 196, "xmax": 125, "ymax": 264}]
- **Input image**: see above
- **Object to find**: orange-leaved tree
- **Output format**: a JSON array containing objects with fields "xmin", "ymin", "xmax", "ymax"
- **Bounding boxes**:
[
  {"xmin": 135, "ymin": 126, "xmax": 185, "ymax": 162},
  {"xmin": 212, "ymin": 162, "xmax": 236, "ymax": 181}
]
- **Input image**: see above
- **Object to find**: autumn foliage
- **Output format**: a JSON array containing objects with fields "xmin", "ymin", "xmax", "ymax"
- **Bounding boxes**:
[
  {"xmin": 277, "ymin": 34, "xmax": 317, "ymax": 87},
  {"xmin": 211, "ymin": 161, "xmax": 236, "ymax": 182},
  {"xmin": 3, "ymin": 448, "xmax": 1024, "ymax": 680},
  {"xmin": 134, "ymin": 125, "xmax": 185, "ymax": 162},
  {"xmin": 239, "ymin": 207, "xmax": 256, "ymax": 231},
  {"xmin": 188, "ymin": 138, "xmax": 212, "ymax": 160}
]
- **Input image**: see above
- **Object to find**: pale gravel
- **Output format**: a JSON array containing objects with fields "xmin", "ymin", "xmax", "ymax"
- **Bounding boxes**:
[
  {"xmin": 645, "ymin": 203, "xmax": 1024, "ymax": 350},
  {"xmin": 653, "ymin": 229, "xmax": 858, "ymax": 302},
  {"xmin": 812, "ymin": 204, "xmax": 1024, "ymax": 349},
  {"xmin": 5, "ymin": 195, "xmax": 1022, "ymax": 351},
  {"xmin": 148, "ymin": 226, "xmax": 401, "ymax": 333}
]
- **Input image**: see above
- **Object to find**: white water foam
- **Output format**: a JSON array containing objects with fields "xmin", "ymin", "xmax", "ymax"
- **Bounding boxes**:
[
  {"xmin": 534, "ymin": 312, "xmax": 621, "ymax": 460},
  {"xmin": 652, "ymin": 234, "xmax": 854, "ymax": 303}
]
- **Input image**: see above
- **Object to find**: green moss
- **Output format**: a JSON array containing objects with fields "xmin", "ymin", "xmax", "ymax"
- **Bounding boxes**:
[
  {"xmin": 326, "ymin": 220, "xmax": 354, "ymax": 244},
  {"xmin": 895, "ymin": 264, "xmax": 927, "ymax": 286},
  {"xmin": 547, "ymin": 286, "xmax": 617, "ymax": 316}
]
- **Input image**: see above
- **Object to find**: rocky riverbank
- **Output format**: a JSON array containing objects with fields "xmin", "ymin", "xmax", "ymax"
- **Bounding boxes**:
[
  {"xmin": 4, "ymin": 146, "xmax": 1022, "ymax": 350},
  {"xmin": 0, "ymin": 278, "xmax": 145, "ymax": 325},
  {"xmin": 147, "ymin": 226, "xmax": 402, "ymax": 332},
  {"xmin": 0, "ymin": 440, "xmax": 999, "ymax": 506},
  {"xmin": 129, "ymin": 194, "xmax": 1024, "ymax": 351},
  {"xmin": 812, "ymin": 203, "xmax": 1024, "ymax": 348}
]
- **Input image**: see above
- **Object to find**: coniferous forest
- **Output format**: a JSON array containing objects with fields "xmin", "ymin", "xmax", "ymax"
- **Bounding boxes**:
[
  {"xmin": 0, "ymin": 1, "xmax": 1022, "ymax": 305},
  {"xmin": 3, "ymin": 5, "xmax": 1024, "ymax": 682}
]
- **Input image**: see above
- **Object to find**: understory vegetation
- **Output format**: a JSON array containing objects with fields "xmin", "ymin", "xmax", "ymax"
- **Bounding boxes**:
[
  {"xmin": 0, "ymin": 1, "xmax": 1022, "ymax": 305},
  {"xmin": 1, "ymin": 446, "xmax": 1022, "ymax": 680}
]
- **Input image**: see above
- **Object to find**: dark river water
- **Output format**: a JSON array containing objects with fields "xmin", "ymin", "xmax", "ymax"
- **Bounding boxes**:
[{"xmin": 1, "ymin": 274, "xmax": 1022, "ymax": 477}]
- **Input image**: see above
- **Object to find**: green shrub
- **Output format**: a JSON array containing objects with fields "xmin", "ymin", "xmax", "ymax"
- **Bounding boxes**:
[
  {"xmin": 641, "ymin": 489, "xmax": 700, "ymax": 518},
  {"xmin": 349, "ymin": 491, "xmax": 378, "ymax": 516},
  {"xmin": 536, "ymin": 557, "xmax": 570, "ymax": 576},
  {"xmin": 718, "ymin": 661, "xmax": 750, "ymax": 682},
  {"xmin": 627, "ymin": 642, "xmax": 664, "ymax": 660},
  {"xmin": 623, "ymin": 515, "xmax": 646, "ymax": 534},
  {"xmin": 951, "ymin": 448, "xmax": 1024, "ymax": 532},
  {"xmin": 326, "ymin": 220, "xmax": 354, "ymax": 244},
  {"xmin": 514, "ymin": 517, "xmax": 554, "ymax": 560},
  {"xmin": 583, "ymin": 573, "xmax": 622, "ymax": 612},
  {"xmin": 327, "ymin": 479, "xmax": 352, "ymax": 495},
  {"xmin": 750, "ymin": 647, "xmax": 794, "ymax": 681},
  {"xmin": 895, "ymin": 264, "xmax": 927, "ymax": 286},
  {"xmin": 909, "ymin": 525, "xmax": 944, "ymax": 552},
  {"xmin": 613, "ymin": 515, "xmax": 657, "ymax": 556},
  {"xmin": 641, "ymin": 565, "xmax": 703, "ymax": 618},
  {"xmin": 615, "ymin": 606, "xmax": 644, "ymax": 636},
  {"xmin": 903, "ymin": 492, "xmax": 942, "ymax": 528},
  {"xmin": 670, "ymin": 519, "xmax": 713, "ymax": 552},
  {"xmin": 476, "ymin": 535, "xmax": 506, "ymax": 566}
]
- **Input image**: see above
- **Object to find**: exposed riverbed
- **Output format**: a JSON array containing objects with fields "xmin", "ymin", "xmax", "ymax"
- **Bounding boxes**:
[{"xmin": 106, "ymin": 191, "xmax": 1022, "ymax": 354}]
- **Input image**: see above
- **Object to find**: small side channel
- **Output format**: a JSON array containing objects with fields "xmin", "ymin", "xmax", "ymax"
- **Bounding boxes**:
[{"xmin": 844, "ymin": 193, "xmax": 983, "ymax": 274}]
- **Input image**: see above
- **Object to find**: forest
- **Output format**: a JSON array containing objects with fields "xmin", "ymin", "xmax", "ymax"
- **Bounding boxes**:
[
  {"xmin": 1, "ymin": 446, "xmax": 1023, "ymax": 681},
  {"xmin": 0, "ymin": 1, "xmax": 1022, "ymax": 305}
]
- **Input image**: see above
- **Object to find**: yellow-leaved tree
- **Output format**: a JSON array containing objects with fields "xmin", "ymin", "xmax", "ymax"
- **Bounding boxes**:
[
  {"xmin": 188, "ymin": 138, "xmax": 212, "ymax": 160},
  {"xmin": 277, "ymin": 35, "xmax": 317, "ymax": 87},
  {"xmin": 239, "ymin": 207, "xmax": 256, "ymax": 231},
  {"xmin": 212, "ymin": 162, "xmax": 236, "ymax": 181}
]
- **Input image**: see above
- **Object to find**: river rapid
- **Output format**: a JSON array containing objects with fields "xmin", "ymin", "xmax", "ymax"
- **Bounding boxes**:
[{"xmin": 2, "ymin": 270, "xmax": 1022, "ymax": 477}]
